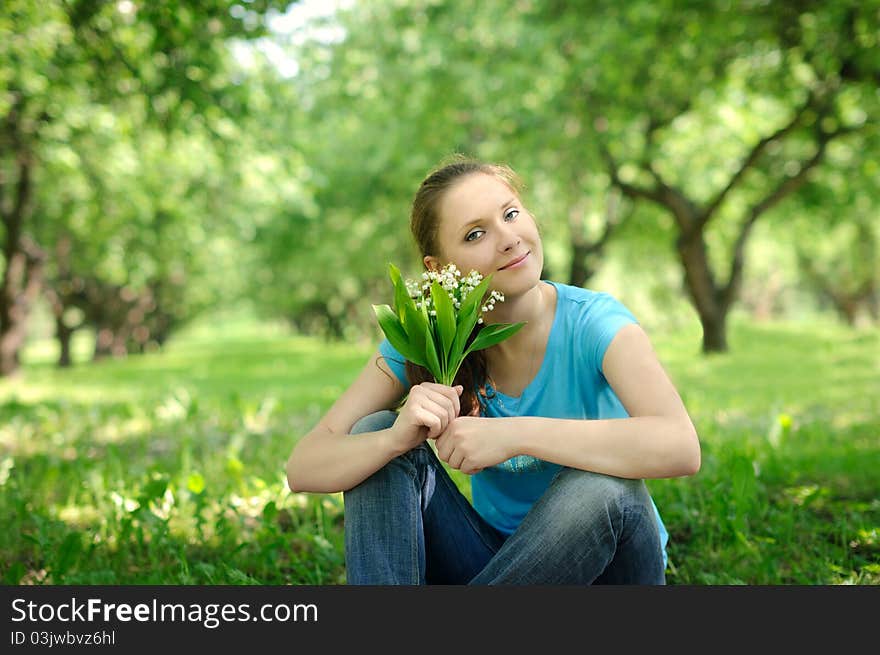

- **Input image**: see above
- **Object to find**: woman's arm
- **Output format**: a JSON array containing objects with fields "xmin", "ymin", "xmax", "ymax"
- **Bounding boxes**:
[
  {"xmin": 287, "ymin": 350, "xmax": 464, "ymax": 493},
  {"xmin": 435, "ymin": 324, "xmax": 701, "ymax": 479},
  {"xmin": 286, "ymin": 351, "xmax": 407, "ymax": 494}
]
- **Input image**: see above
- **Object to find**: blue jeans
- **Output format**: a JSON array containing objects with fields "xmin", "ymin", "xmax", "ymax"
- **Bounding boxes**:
[{"xmin": 343, "ymin": 410, "xmax": 666, "ymax": 585}]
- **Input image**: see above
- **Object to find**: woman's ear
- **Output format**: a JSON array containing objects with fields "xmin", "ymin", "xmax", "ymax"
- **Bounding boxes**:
[{"xmin": 423, "ymin": 255, "xmax": 440, "ymax": 272}]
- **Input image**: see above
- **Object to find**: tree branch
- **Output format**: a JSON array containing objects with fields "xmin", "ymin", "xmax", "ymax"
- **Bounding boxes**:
[
  {"xmin": 10, "ymin": 154, "xmax": 33, "ymax": 232},
  {"xmin": 701, "ymin": 89, "xmax": 816, "ymax": 228},
  {"xmin": 598, "ymin": 140, "xmax": 664, "ymax": 204},
  {"xmin": 719, "ymin": 119, "xmax": 862, "ymax": 309},
  {"xmin": 592, "ymin": 190, "xmax": 630, "ymax": 254},
  {"xmin": 641, "ymin": 101, "xmax": 690, "ymax": 172},
  {"xmin": 0, "ymin": 92, "xmax": 24, "ymax": 227},
  {"xmin": 572, "ymin": 190, "xmax": 631, "ymax": 252}
]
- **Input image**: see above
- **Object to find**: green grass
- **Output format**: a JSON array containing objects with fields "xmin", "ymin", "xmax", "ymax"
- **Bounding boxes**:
[{"xmin": 1, "ymin": 315, "xmax": 877, "ymax": 584}]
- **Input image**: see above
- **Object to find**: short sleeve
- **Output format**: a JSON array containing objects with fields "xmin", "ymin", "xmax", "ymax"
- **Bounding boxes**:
[
  {"xmin": 378, "ymin": 338, "xmax": 410, "ymax": 389},
  {"xmin": 581, "ymin": 292, "xmax": 639, "ymax": 375}
]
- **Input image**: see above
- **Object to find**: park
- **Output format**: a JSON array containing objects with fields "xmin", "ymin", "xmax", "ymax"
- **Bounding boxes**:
[{"xmin": 1, "ymin": 0, "xmax": 877, "ymax": 586}]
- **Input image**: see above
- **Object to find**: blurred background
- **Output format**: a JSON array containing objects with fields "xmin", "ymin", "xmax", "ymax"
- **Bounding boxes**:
[{"xmin": 0, "ymin": 0, "xmax": 877, "ymax": 585}]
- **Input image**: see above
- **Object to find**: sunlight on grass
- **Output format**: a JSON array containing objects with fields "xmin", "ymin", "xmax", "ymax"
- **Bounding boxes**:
[{"xmin": 1, "ymin": 315, "xmax": 877, "ymax": 585}]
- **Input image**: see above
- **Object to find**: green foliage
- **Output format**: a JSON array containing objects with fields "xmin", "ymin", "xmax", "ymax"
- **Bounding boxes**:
[
  {"xmin": 4, "ymin": 0, "xmax": 878, "ymax": 359},
  {"xmin": 1, "ymin": 1, "xmax": 878, "ymax": 582},
  {"xmin": 246, "ymin": 0, "xmax": 879, "ymax": 340},
  {"xmin": 0, "ymin": 320, "xmax": 355, "ymax": 584},
  {"xmin": 373, "ymin": 263, "xmax": 525, "ymax": 384},
  {"xmin": 0, "ymin": 315, "xmax": 877, "ymax": 584},
  {"xmin": 1, "ymin": 0, "xmax": 301, "ymax": 363}
]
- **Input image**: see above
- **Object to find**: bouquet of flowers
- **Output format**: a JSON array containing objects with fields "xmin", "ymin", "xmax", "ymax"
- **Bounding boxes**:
[{"xmin": 372, "ymin": 263, "xmax": 526, "ymax": 386}]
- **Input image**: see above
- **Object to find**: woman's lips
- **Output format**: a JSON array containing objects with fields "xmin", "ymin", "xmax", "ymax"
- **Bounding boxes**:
[{"xmin": 499, "ymin": 251, "xmax": 530, "ymax": 270}]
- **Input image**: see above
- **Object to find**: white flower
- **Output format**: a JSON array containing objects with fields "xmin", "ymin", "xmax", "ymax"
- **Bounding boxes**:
[
  {"xmin": 402, "ymin": 263, "xmax": 506, "ymax": 319},
  {"xmin": 378, "ymin": 261, "xmax": 525, "ymax": 387}
]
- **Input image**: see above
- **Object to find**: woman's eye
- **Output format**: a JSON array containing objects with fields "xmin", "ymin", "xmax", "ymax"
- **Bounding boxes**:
[{"xmin": 466, "ymin": 209, "xmax": 518, "ymax": 242}]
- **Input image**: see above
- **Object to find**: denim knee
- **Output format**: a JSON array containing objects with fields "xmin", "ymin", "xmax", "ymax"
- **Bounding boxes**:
[
  {"xmin": 543, "ymin": 469, "xmax": 650, "ymax": 537},
  {"xmin": 350, "ymin": 410, "xmax": 398, "ymax": 435}
]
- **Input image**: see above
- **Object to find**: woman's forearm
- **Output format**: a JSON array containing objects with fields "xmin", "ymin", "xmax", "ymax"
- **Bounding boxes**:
[
  {"xmin": 510, "ymin": 415, "xmax": 700, "ymax": 479},
  {"xmin": 286, "ymin": 426, "xmax": 403, "ymax": 494}
]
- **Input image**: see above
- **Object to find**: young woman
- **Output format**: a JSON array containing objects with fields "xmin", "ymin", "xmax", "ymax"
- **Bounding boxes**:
[{"xmin": 286, "ymin": 158, "xmax": 701, "ymax": 584}]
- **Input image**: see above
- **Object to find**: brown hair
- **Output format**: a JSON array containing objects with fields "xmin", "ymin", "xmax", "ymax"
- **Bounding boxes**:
[{"xmin": 401, "ymin": 155, "xmax": 525, "ymax": 416}]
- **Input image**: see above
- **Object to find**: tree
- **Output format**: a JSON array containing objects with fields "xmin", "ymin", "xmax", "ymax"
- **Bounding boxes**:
[
  {"xmin": 788, "ymin": 129, "xmax": 879, "ymax": 326},
  {"xmin": 35, "ymin": 115, "xmax": 243, "ymax": 363},
  {"xmin": 251, "ymin": 0, "xmax": 879, "ymax": 350},
  {"xmin": 545, "ymin": 0, "xmax": 880, "ymax": 351},
  {"xmin": 0, "ymin": 0, "xmax": 297, "ymax": 374}
]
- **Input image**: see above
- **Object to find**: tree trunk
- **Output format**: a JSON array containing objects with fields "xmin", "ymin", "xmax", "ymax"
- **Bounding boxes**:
[
  {"xmin": 567, "ymin": 198, "xmax": 593, "ymax": 288},
  {"xmin": 568, "ymin": 242, "xmax": 594, "ymax": 289},
  {"xmin": 0, "ymin": 240, "xmax": 44, "ymax": 375},
  {"xmin": 93, "ymin": 327, "xmax": 114, "ymax": 361},
  {"xmin": 700, "ymin": 312, "xmax": 728, "ymax": 353},
  {"xmin": 0, "ymin": 151, "xmax": 42, "ymax": 376},
  {"xmin": 0, "ymin": 307, "xmax": 25, "ymax": 376},
  {"xmin": 867, "ymin": 287, "xmax": 879, "ymax": 322},
  {"xmin": 56, "ymin": 316, "xmax": 74, "ymax": 368},
  {"xmin": 567, "ymin": 190, "xmax": 625, "ymax": 289},
  {"xmin": 44, "ymin": 269, "xmax": 79, "ymax": 369},
  {"xmin": 0, "ymin": 254, "xmax": 25, "ymax": 376},
  {"xmin": 676, "ymin": 233, "xmax": 729, "ymax": 353}
]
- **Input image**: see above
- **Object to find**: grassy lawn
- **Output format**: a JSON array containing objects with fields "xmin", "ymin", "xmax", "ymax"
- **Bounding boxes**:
[{"xmin": 1, "ymin": 314, "xmax": 878, "ymax": 584}]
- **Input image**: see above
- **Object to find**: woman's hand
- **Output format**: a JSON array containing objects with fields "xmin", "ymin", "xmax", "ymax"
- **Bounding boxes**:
[
  {"xmin": 389, "ymin": 382, "xmax": 463, "ymax": 454},
  {"xmin": 434, "ymin": 417, "xmax": 516, "ymax": 475}
]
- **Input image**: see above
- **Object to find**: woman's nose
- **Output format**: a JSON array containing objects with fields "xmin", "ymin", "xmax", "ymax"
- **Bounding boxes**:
[{"xmin": 498, "ymin": 224, "xmax": 521, "ymax": 251}]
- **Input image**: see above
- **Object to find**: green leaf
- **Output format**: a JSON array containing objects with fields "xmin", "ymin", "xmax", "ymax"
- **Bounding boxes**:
[
  {"xmin": 417, "ymin": 296, "xmax": 445, "ymax": 380},
  {"xmin": 388, "ymin": 262, "xmax": 403, "ymax": 287},
  {"xmin": 449, "ymin": 299, "xmax": 481, "ymax": 374},
  {"xmin": 262, "ymin": 500, "xmax": 278, "ymax": 522},
  {"xmin": 464, "ymin": 322, "xmax": 527, "ymax": 356},
  {"xmin": 389, "ymin": 263, "xmax": 411, "ymax": 323},
  {"xmin": 373, "ymin": 304, "xmax": 426, "ymax": 367},
  {"xmin": 142, "ymin": 472, "xmax": 169, "ymax": 502},
  {"xmin": 445, "ymin": 274, "xmax": 493, "ymax": 375},
  {"xmin": 421, "ymin": 293, "xmax": 431, "ymax": 326},
  {"xmin": 424, "ymin": 323, "xmax": 443, "ymax": 382},
  {"xmin": 460, "ymin": 274, "xmax": 493, "ymax": 319},
  {"xmin": 431, "ymin": 281, "xmax": 456, "ymax": 361},
  {"xmin": 54, "ymin": 531, "xmax": 83, "ymax": 576},
  {"xmin": 402, "ymin": 300, "xmax": 428, "ymax": 363},
  {"xmin": 3, "ymin": 561, "xmax": 25, "ymax": 585}
]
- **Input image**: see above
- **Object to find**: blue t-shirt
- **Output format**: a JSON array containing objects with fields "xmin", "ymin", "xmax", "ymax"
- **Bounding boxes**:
[{"xmin": 378, "ymin": 280, "xmax": 669, "ymax": 567}]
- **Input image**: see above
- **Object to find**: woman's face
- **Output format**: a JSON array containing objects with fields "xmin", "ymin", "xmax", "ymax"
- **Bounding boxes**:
[{"xmin": 424, "ymin": 172, "xmax": 544, "ymax": 298}]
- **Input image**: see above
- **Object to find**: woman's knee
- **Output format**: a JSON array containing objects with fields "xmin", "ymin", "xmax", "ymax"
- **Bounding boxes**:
[
  {"xmin": 554, "ymin": 467, "xmax": 645, "ymax": 500},
  {"xmin": 350, "ymin": 410, "xmax": 398, "ymax": 435},
  {"xmin": 542, "ymin": 469, "xmax": 650, "ymax": 536}
]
